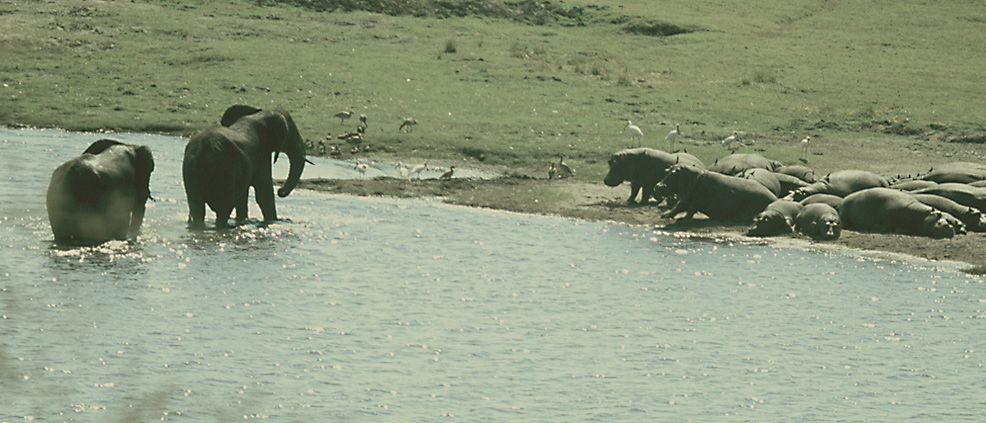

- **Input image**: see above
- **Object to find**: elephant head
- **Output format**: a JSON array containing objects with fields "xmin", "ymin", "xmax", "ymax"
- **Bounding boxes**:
[{"xmin": 220, "ymin": 105, "xmax": 307, "ymax": 198}]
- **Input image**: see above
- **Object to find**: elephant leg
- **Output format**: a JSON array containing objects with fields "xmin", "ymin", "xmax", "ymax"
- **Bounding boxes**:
[
  {"xmin": 186, "ymin": 190, "xmax": 207, "ymax": 230},
  {"xmin": 255, "ymin": 184, "xmax": 278, "ymax": 223},
  {"xmin": 235, "ymin": 187, "xmax": 250, "ymax": 224}
]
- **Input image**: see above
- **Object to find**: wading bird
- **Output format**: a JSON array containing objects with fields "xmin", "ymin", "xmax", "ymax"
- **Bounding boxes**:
[
  {"xmin": 354, "ymin": 162, "xmax": 369, "ymax": 179},
  {"xmin": 399, "ymin": 118, "xmax": 418, "ymax": 133},
  {"xmin": 556, "ymin": 156, "xmax": 575, "ymax": 178},
  {"xmin": 666, "ymin": 123, "xmax": 681, "ymax": 152},
  {"xmin": 800, "ymin": 136, "xmax": 811, "ymax": 162},
  {"xmin": 721, "ymin": 131, "xmax": 741, "ymax": 151},
  {"xmin": 410, "ymin": 163, "xmax": 427, "ymax": 179},
  {"xmin": 396, "ymin": 162, "xmax": 409, "ymax": 179},
  {"xmin": 359, "ymin": 114, "xmax": 368, "ymax": 129},
  {"xmin": 439, "ymin": 166, "xmax": 455, "ymax": 180},
  {"xmin": 334, "ymin": 111, "xmax": 353, "ymax": 124},
  {"xmin": 625, "ymin": 120, "xmax": 643, "ymax": 147}
]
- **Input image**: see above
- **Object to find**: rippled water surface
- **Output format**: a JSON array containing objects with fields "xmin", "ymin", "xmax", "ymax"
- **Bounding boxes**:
[{"xmin": 2, "ymin": 127, "xmax": 985, "ymax": 421}]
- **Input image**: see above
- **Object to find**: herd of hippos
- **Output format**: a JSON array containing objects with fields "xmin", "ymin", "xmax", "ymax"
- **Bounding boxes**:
[{"xmin": 603, "ymin": 147, "xmax": 986, "ymax": 240}]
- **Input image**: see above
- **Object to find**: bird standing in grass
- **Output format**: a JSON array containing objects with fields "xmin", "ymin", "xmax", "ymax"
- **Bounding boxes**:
[
  {"xmin": 439, "ymin": 166, "xmax": 455, "ymax": 180},
  {"xmin": 410, "ymin": 163, "xmax": 427, "ymax": 179},
  {"xmin": 666, "ymin": 123, "xmax": 681, "ymax": 152},
  {"xmin": 721, "ymin": 131, "xmax": 741, "ymax": 151},
  {"xmin": 625, "ymin": 120, "xmax": 643, "ymax": 147},
  {"xmin": 556, "ymin": 156, "xmax": 575, "ymax": 178},
  {"xmin": 335, "ymin": 111, "xmax": 353, "ymax": 124},
  {"xmin": 359, "ymin": 114, "xmax": 368, "ymax": 129},
  {"xmin": 800, "ymin": 136, "xmax": 811, "ymax": 162},
  {"xmin": 399, "ymin": 118, "xmax": 418, "ymax": 133}
]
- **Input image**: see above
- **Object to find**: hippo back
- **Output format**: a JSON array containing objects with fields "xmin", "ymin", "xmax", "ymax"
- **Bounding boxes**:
[{"xmin": 708, "ymin": 153, "xmax": 782, "ymax": 176}]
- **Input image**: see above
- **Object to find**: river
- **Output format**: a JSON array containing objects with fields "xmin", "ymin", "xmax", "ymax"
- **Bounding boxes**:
[{"xmin": 1, "ymin": 127, "xmax": 984, "ymax": 421}]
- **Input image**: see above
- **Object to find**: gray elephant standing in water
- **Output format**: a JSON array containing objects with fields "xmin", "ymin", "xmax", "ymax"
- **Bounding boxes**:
[
  {"xmin": 46, "ymin": 139, "xmax": 155, "ymax": 245},
  {"xmin": 183, "ymin": 105, "xmax": 308, "ymax": 229}
]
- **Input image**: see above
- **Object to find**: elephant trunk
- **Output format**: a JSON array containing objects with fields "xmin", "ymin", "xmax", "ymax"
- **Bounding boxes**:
[{"xmin": 277, "ymin": 120, "xmax": 306, "ymax": 198}]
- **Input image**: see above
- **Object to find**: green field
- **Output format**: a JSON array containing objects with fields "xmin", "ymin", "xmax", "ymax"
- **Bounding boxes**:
[{"xmin": 3, "ymin": 0, "xmax": 986, "ymax": 176}]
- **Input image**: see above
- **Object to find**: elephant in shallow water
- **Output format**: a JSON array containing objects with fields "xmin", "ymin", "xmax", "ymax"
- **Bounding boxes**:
[
  {"xmin": 46, "ymin": 139, "xmax": 155, "ymax": 245},
  {"xmin": 183, "ymin": 105, "xmax": 308, "ymax": 229}
]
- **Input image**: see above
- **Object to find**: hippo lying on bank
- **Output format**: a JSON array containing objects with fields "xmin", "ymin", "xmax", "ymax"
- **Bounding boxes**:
[
  {"xmin": 708, "ymin": 153, "xmax": 783, "ymax": 176},
  {"xmin": 775, "ymin": 165, "xmax": 818, "ymax": 183},
  {"xmin": 788, "ymin": 170, "xmax": 889, "ymax": 201},
  {"xmin": 603, "ymin": 148, "xmax": 704, "ymax": 205},
  {"xmin": 747, "ymin": 199, "xmax": 803, "ymax": 237},
  {"xmin": 740, "ymin": 168, "xmax": 782, "ymax": 197},
  {"xmin": 656, "ymin": 164, "xmax": 777, "ymax": 221},
  {"xmin": 840, "ymin": 188, "xmax": 966, "ymax": 238},
  {"xmin": 919, "ymin": 162, "xmax": 986, "ymax": 184},
  {"xmin": 913, "ymin": 183, "xmax": 986, "ymax": 215},
  {"xmin": 799, "ymin": 193, "xmax": 843, "ymax": 209},
  {"xmin": 795, "ymin": 203, "xmax": 842, "ymax": 240},
  {"xmin": 912, "ymin": 193, "xmax": 986, "ymax": 232}
]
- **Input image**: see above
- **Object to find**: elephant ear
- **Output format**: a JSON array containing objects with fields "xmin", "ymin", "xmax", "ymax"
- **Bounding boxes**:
[
  {"xmin": 261, "ymin": 111, "xmax": 291, "ymax": 158},
  {"xmin": 83, "ymin": 139, "xmax": 124, "ymax": 155},
  {"xmin": 221, "ymin": 105, "xmax": 263, "ymax": 127},
  {"xmin": 132, "ymin": 145, "xmax": 155, "ymax": 199}
]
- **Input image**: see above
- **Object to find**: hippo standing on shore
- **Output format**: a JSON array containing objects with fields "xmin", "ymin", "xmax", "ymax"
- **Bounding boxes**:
[
  {"xmin": 840, "ymin": 188, "xmax": 966, "ymax": 238},
  {"xmin": 708, "ymin": 153, "xmax": 783, "ymax": 176},
  {"xmin": 603, "ymin": 148, "xmax": 704, "ymax": 205},
  {"xmin": 748, "ymin": 199, "xmax": 803, "ymax": 237},
  {"xmin": 656, "ymin": 164, "xmax": 777, "ymax": 221},
  {"xmin": 788, "ymin": 170, "xmax": 889, "ymax": 201},
  {"xmin": 795, "ymin": 203, "xmax": 842, "ymax": 240}
]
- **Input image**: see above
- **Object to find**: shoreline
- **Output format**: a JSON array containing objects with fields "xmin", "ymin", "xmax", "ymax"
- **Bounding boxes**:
[{"xmin": 297, "ymin": 175, "xmax": 986, "ymax": 273}]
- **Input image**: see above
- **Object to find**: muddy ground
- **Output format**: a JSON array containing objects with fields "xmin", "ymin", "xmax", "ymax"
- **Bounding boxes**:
[{"xmin": 298, "ymin": 175, "xmax": 986, "ymax": 272}]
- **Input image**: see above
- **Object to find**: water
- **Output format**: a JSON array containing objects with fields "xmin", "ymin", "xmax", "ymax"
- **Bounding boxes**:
[{"xmin": 2, "ymin": 127, "xmax": 985, "ymax": 422}]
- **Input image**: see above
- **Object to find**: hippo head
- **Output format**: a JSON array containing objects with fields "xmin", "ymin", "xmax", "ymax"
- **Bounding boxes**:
[
  {"xmin": 747, "ymin": 210, "xmax": 794, "ymax": 237},
  {"xmin": 968, "ymin": 208, "xmax": 986, "ymax": 232},
  {"xmin": 922, "ymin": 211, "xmax": 956, "ymax": 239},
  {"xmin": 604, "ymin": 154, "xmax": 628, "ymax": 187},
  {"xmin": 816, "ymin": 215, "xmax": 842, "ymax": 240}
]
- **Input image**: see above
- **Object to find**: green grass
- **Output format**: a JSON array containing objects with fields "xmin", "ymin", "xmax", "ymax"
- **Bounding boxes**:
[{"xmin": 2, "ymin": 0, "xmax": 986, "ymax": 177}]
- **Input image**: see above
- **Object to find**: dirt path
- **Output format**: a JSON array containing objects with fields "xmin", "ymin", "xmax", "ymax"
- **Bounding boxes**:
[{"xmin": 298, "ymin": 176, "xmax": 986, "ymax": 272}]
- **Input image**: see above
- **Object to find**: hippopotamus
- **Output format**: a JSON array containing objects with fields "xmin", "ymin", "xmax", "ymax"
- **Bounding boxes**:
[
  {"xmin": 788, "ymin": 170, "xmax": 889, "ymax": 201},
  {"xmin": 840, "ymin": 188, "xmax": 966, "ymax": 238},
  {"xmin": 771, "ymin": 172, "xmax": 810, "ymax": 197},
  {"xmin": 740, "ymin": 168, "xmax": 782, "ymax": 197},
  {"xmin": 919, "ymin": 162, "xmax": 986, "ymax": 184},
  {"xmin": 912, "ymin": 193, "xmax": 986, "ymax": 232},
  {"xmin": 656, "ymin": 164, "xmax": 777, "ymax": 221},
  {"xmin": 603, "ymin": 148, "xmax": 704, "ymax": 205},
  {"xmin": 795, "ymin": 203, "xmax": 841, "ymax": 240},
  {"xmin": 708, "ymin": 153, "xmax": 783, "ymax": 176},
  {"xmin": 799, "ymin": 193, "xmax": 843, "ymax": 209},
  {"xmin": 775, "ymin": 165, "xmax": 818, "ymax": 183},
  {"xmin": 891, "ymin": 180, "xmax": 938, "ymax": 192},
  {"xmin": 747, "ymin": 199, "xmax": 803, "ymax": 237},
  {"xmin": 913, "ymin": 183, "xmax": 986, "ymax": 214}
]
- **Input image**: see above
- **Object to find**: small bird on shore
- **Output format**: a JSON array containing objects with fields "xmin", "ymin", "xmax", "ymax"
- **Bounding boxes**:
[
  {"xmin": 556, "ymin": 156, "xmax": 575, "ymax": 178},
  {"xmin": 410, "ymin": 163, "xmax": 427, "ymax": 179},
  {"xmin": 359, "ymin": 114, "xmax": 368, "ymax": 128},
  {"xmin": 625, "ymin": 120, "xmax": 643, "ymax": 147},
  {"xmin": 721, "ymin": 131, "xmax": 741, "ymax": 151},
  {"xmin": 800, "ymin": 136, "xmax": 811, "ymax": 162},
  {"xmin": 334, "ymin": 111, "xmax": 353, "ymax": 124},
  {"xmin": 396, "ymin": 162, "xmax": 409, "ymax": 179},
  {"xmin": 439, "ymin": 166, "xmax": 455, "ymax": 180},
  {"xmin": 354, "ymin": 162, "xmax": 369, "ymax": 179},
  {"xmin": 666, "ymin": 123, "xmax": 681, "ymax": 152},
  {"xmin": 399, "ymin": 118, "xmax": 418, "ymax": 133}
]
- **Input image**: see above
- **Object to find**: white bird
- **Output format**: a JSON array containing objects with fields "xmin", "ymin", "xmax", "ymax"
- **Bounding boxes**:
[
  {"xmin": 625, "ymin": 120, "xmax": 644, "ymax": 147},
  {"xmin": 396, "ymin": 162, "xmax": 409, "ymax": 179},
  {"xmin": 800, "ymin": 136, "xmax": 811, "ymax": 162},
  {"xmin": 721, "ymin": 131, "xmax": 741, "ymax": 151},
  {"xmin": 354, "ymin": 162, "xmax": 369, "ymax": 179},
  {"xmin": 410, "ymin": 163, "xmax": 427, "ymax": 179},
  {"xmin": 666, "ymin": 123, "xmax": 681, "ymax": 152},
  {"xmin": 556, "ymin": 156, "xmax": 575, "ymax": 178},
  {"xmin": 439, "ymin": 166, "xmax": 455, "ymax": 180}
]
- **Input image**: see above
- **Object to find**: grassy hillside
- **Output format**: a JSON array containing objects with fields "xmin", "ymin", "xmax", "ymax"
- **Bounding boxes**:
[{"xmin": 2, "ymin": 0, "xmax": 985, "ymax": 176}]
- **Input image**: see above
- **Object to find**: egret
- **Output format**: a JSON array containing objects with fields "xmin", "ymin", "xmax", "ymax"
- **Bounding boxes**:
[
  {"xmin": 396, "ymin": 162, "xmax": 409, "ymax": 179},
  {"xmin": 625, "ymin": 120, "xmax": 644, "ymax": 147},
  {"xmin": 439, "ymin": 166, "xmax": 455, "ymax": 180},
  {"xmin": 557, "ymin": 156, "xmax": 575, "ymax": 178},
  {"xmin": 354, "ymin": 162, "xmax": 369, "ymax": 179},
  {"xmin": 721, "ymin": 131, "xmax": 741, "ymax": 151},
  {"xmin": 334, "ymin": 111, "xmax": 353, "ymax": 124},
  {"xmin": 399, "ymin": 118, "xmax": 418, "ymax": 133},
  {"xmin": 410, "ymin": 163, "xmax": 427, "ymax": 179},
  {"xmin": 800, "ymin": 136, "xmax": 811, "ymax": 162},
  {"xmin": 666, "ymin": 123, "xmax": 681, "ymax": 152}
]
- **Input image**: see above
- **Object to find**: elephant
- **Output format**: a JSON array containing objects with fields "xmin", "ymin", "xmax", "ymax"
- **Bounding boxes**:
[
  {"xmin": 183, "ymin": 105, "xmax": 308, "ymax": 229},
  {"xmin": 912, "ymin": 193, "xmax": 986, "ymax": 232},
  {"xmin": 795, "ymin": 203, "xmax": 841, "ymax": 240},
  {"xmin": 775, "ymin": 165, "xmax": 818, "ymax": 183},
  {"xmin": 787, "ymin": 169, "xmax": 889, "ymax": 201},
  {"xmin": 839, "ymin": 188, "xmax": 965, "ymax": 238},
  {"xmin": 46, "ymin": 139, "xmax": 155, "ymax": 245},
  {"xmin": 739, "ymin": 168, "xmax": 782, "ymax": 197},
  {"xmin": 708, "ymin": 153, "xmax": 783, "ymax": 176},
  {"xmin": 656, "ymin": 164, "xmax": 777, "ymax": 221},
  {"xmin": 747, "ymin": 199, "xmax": 803, "ymax": 237},
  {"xmin": 919, "ymin": 162, "xmax": 986, "ymax": 184},
  {"xmin": 913, "ymin": 183, "xmax": 986, "ymax": 215},
  {"xmin": 798, "ymin": 193, "xmax": 843, "ymax": 209},
  {"xmin": 603, "ymin": 148, "xmax": 704, "ymax": 205}
]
